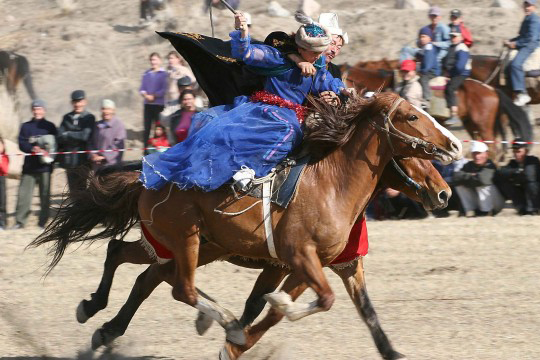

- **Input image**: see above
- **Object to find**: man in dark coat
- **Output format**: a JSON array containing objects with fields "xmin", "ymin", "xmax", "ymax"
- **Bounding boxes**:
[
  {"xmin": 57, "ymin": 90, "xmax": 96, "ymax": 192},
  {"xmin": 496, "ymin": 139, "xmax": 540, "ymax": 215}
]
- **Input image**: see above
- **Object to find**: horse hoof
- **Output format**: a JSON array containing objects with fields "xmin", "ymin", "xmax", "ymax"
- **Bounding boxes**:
[
  {"xmin": 91, "ymin": 328, "xmax": 117, "ymax": 350},
  {"xmin": 219, "ymin": 346, "xmax": 232, "ymax": 360},
  {"xmin": 264, "ymin": 291, "xmax": 291, "ymax": 313},
  {"xmin": 76, "ymin": 301, "xmax": 90, "ymax": 324},
  {"xmin": 224, "ymin": 320, "xmax": 246, "ymax": 346},
  {"xmin": 195, "ymin": 310, "xmax": 214, "ymax": 336},
  {"xmin": 387, "ymin": 351, "xmax": 407, "ymax": 360}
]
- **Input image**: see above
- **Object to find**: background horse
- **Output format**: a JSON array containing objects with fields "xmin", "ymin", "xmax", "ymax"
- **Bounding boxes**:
[
  {"xmin": 31, "ymin": 93, "xmax": 461, "ymax": 355},
  {"xmin": 342, "ymin": 62, "xmax": 532, "ymax": 159},
  {"xmin": 0, "ymin": 50, "xmax": 37, "ymax": 100},
  {"xmin": 69, "ymin": 156, "xmax": 449, "ymax": 357}
]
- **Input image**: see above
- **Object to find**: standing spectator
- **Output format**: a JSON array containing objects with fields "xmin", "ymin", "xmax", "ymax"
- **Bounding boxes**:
[
  {"xmin": 453, "ymin": 141, "xmax": 505, "ymax": 217},
  {"xmin": 147, "ymin": 124, "xmax": 170, "ymax": 154},
  {"xmin": 169, "ymin": 89, "xmax": 200, "ymax": 144},
  {"xmin": 504, "ymin": 0, "xmax": 540, "ymax": 106},
  {"xmin": 140, "ymin": 52, "xmax": 168, "ymax": 149},
  {"xmin": 396, "ymin": 60, "xmax": 424, "ymax": 109},
  {"xmin": 163, "ymin": 51, "xmax": 196, "ymax": 118},
  {"xmin": 14, "ymin": 100, "xmax": 57, "ymax": 229},
  {"xmin": 496, "ymin": 139, "xmax": 540, "ymax": 215},
  {"xmin": 449, "ymin": 9, "xmax": 473, "ymax": 48},
  {"xmin": 89, "ymin": 100, "xmax": 126, "ymax": 171},
  {"xmin": 176, "ymin": 76, "xmax": 205, "ymax": 109},
  {"xmin": 0, "ymin": 136, "xmax": 8, "ymax": 230},
  {"xmin": 417, "ymin": 29, "xmax": 439, "ymax": 105},
  {"xmin": 400, "ymin": 6, "xmax": 450, "ymax": 65},
  {"xmin": 442, "ymin": 32, "xmax": 471, "ymax": 126},
  {"xmin": 57, "ymin": 90, "xmax": 96, "ymax": 192}
]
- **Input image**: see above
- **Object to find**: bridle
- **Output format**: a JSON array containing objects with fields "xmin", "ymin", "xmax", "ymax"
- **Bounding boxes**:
[{"xmin": 368, "ymin": 97, "xmax": 439, "ymax": 156}]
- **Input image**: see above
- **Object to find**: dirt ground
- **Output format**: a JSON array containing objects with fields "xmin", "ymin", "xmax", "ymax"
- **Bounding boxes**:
[{"xmin": 1, "ymin": 169, "xmax": 540, "ymax": 360}]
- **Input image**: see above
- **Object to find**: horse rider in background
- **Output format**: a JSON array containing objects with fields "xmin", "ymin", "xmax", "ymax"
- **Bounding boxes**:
[
  {"xmin": 395, "ymin": 59, "xmax": 424, "ymax": 109},
  {"xmin": 442, "ymin": 31, "xmax": 471, "ymax": 126},
  {"xmin": 448, "ymin": 9, "xmax": 473, "ymax": 48},
  {"xmin": 504, "ymin": 0, "xmax": 540, "ymax": 107},
  {"xmin": 417, "ymin": 27, "xmax": 440, "ymax": 106}
]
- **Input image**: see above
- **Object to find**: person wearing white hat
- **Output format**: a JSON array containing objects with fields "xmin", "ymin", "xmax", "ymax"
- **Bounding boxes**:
[
  {"xmin": 318, "ymin": 13, "xmax": 348, "ymax": 76},
  {"xmin": 452, "ymin": 141, "xmax": 505, "ymax": 217}
]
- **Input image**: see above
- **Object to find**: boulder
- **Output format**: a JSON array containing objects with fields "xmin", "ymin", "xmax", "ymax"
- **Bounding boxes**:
[
  {"xmin": 491, "ymin": 0, "xmax": 518, "ymax": 9},
  {"xmin": 299, "ymin": 0, "xmax": 321, "ymax": 18},
  {"xmin": 395, "ymin": 0, "xmax": 429, "ymax": 9}
]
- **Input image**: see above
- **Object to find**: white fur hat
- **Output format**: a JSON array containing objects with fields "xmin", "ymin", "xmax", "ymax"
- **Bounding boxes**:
[
  {"xmin": 318, "ymin": 13, "xmax": 349, "ymax": 45},
  {"xmin": 294, "ymin": 11, "xmax": 331, "ymax": 52}
]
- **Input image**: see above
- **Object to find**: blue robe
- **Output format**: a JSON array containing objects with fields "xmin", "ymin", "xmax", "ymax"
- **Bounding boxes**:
[{"xmin": 140, "ymin": 30, "xmax": 345, "ymax": 191}]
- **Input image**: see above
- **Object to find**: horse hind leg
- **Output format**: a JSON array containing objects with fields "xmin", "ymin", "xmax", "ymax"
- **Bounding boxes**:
[
  {"xmin": 331, "ymin": 259, "xmax": 406, "ymax": 360},
  {"xmin": 77, "ymin": 239, "xmax": 153, "ymax": 324}
]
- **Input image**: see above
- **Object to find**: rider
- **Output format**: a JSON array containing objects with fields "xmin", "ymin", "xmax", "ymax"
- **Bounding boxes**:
[
  {"xmin": 417, "ymin": 28, "xmax": 440, "ymax": 105},
  {"xmin": 395, "ymin": 59, "xmax": 424, "ymax": 109},
  {"xmin": 448, "ymin": 9, "xmax": 473, "ymax": 48},
  {"xmin": 505, "ymin": 0, "xmax": 540, "ymax": 107},
  {"xmin": 140, "ymin": 11, "xmax": 349, "ymax": 192},
  {"xmin": 442, "ymin": 31, "xmax": 471, "ymax": 126}
]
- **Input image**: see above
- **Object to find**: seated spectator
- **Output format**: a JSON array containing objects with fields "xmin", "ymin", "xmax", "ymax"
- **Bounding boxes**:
[
  {"xmin": 417, "ymin": 29, "xmax": 440, "ymax": 104},
  {"xmin": 431, "ymin": 159, "xmax": 466, "ymax": 217},
  {"xmin": 147, "ymin": 124, "xmax": 170, "ymax": 154},
  {"xmin": 396, "ymin": 60, "xmax": 424, "ymax": 109},
  {"xmin": 89, "ymin": 100, "xmax": 126, "ymax": 171},
  {"xmin": 369, "ymin": 188, "xmax": 427, "ymax": 220},
  {"xmin": 449, "ymin": 9, "xmax": 473, "ymax": 48},
  {"xmin": 169, "ymin": 90, "xmax": 200, "ymax": 144},
  {"xmin": 57, "ymin": 90, "xmax": 96, "ymax": 192},
  {"xmin": 453, "ymin": 141, "xmax": 505, "ymax": 217},
  {"xmin": 0, "ymin": 136, "xmax": 8, "ymax": 230},
  {"xmin": 496, "ymin": 139, "xmax": 540, "ymax": 215},
  {"xmin": 14, "ymin": 99, "xmax": 57, "ymax": 229},
  {"xmin": 442, "ymin": 32, "xmax": 471, "ymax": 126}
]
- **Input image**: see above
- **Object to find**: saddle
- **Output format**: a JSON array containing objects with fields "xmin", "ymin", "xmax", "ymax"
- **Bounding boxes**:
[{"xmin": 509, "ymin": 48, "xmax": 540, "ymax": 77}]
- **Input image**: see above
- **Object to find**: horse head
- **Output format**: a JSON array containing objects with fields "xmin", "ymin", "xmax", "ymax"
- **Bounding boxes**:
[
  {"xmin": 367, "ymin": 93, "xmax": 462, "ymax": 165},
  {"xmin": 381, "ymin": 157, "xmax": 451, "ymax": 211}
]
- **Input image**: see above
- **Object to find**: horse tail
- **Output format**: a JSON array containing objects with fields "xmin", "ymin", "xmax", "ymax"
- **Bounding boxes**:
[
  {"xmin": 28, "ymin": 169, "xmax": 143, "ymax": 274},
  {"xmin": 496, "ymin": 89, "xmax": 533, "ymax": 142},
  {"xmin": 17, "ymin": 55, "xmax": 37, "ymax": 100}
]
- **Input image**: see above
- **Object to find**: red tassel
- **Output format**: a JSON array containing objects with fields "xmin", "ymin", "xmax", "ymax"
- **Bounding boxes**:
[{"xmin": 250, "ymin": 91, "xmax": 306, "ymax": 124}]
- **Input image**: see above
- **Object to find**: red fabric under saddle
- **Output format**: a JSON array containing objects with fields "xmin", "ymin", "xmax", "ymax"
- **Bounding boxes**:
[
  {"xmin": 141, "ymin": 222, "xmax": 174, "ymax": 260},
  {"xmin": 331, "ymin": 217, "xmax": 369, "ymax": 265}
]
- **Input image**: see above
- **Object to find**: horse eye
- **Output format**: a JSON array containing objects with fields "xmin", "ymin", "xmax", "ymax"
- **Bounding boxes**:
[{"xmin": 408, "ymin": 115, "xmax": 418, "ymax": 121}]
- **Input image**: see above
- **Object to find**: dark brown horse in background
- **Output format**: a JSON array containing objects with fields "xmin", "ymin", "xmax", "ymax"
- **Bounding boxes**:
[
  {"xmin": 341, "ymin": 61, "xmax": 532, "ymax": 158},
  {"xmin": 0, "ymin": 50, "xmax": 37, "ymax": 100}
]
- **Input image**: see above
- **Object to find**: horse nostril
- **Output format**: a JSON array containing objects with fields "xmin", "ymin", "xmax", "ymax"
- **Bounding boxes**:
[
  {"xmin": 451, "ymin": 141, "xmax": 462, "ymax": 155},
  {"xmin": 438, "ymin": 190, "xmax": 448, "ymax": 203}
]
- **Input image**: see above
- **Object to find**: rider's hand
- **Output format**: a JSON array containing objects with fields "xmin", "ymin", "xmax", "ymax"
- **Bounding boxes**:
[
  {"xmin": 234, "ymin": 12, "xmax": 247, "ymax": 30},
  {"xmin": 297, "ymin": 62, "xmax": 316, "ymax": 77},
  {"xmin": 320, "ymin": 91, "xmax": 341, "ymax": 107}
]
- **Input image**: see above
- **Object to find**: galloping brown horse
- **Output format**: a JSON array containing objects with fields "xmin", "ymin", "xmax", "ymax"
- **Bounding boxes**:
[
  {"xmin": 70, "ymin": 155, "xmax": 449, "ymax": 358},
  {"xmin": 342, "ymin": 63, "xmax": 532, "ymax": 157},
  {"xmin": 31, "ymin": 93, "xmax": 461, "ymax": 351},
  {"xmin": 0, "ymin": 50, "xmax": 37, "ymax": 100}
]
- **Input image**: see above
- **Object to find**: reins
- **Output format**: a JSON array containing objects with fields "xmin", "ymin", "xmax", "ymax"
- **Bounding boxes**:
[{"xmin": 368, "ymin": 97, "xmax": 438, "ymax": 156}]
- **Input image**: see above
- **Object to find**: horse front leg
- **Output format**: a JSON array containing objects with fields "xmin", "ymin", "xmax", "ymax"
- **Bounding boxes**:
[
  {"xmin": 221, "ymin": 279, "xmax": 309, "ymax": 360},
  {"xmin": 265, "ymin": 243, "xmax": 335, "ymax": 320},
  {"xmin": 331, "ymin": 259, "xmax": 406, "ymax": 360},
  {"xmin": 77, "ymin": 239, "xmax": 153, "ymax": 324}
]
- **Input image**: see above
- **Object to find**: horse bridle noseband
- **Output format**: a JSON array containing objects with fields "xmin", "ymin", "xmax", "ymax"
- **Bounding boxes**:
[{"xmin": 368, "ymin": 97, "xmax": 438, "ymax": 156}]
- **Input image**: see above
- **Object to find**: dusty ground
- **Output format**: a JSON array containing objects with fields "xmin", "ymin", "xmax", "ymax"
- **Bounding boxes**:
[{"xmin": 1, "ymin": 170, "xmax": 540, "ymax": 360}]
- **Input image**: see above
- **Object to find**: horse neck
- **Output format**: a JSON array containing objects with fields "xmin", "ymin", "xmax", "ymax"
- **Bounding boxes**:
[{"xmin": 308, "ymin": 119, "xmax": 394, "ymax": 220}]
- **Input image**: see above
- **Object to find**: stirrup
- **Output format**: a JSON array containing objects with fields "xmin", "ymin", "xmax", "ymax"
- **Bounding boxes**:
[{"xmin": 232, "ymin": 166, "xmax": 255, "ymax": 192}]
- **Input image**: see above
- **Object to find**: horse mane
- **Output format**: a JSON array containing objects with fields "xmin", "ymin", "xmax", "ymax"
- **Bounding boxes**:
[{"xmin": 303, "ymin": 91, "xmax": 396, "ymax": 158}]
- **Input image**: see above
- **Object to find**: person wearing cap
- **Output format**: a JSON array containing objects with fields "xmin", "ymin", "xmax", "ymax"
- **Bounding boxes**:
[
  {"xmin": 496, "ymin": 139, "xmax": 540, "ymax": 215},
  {"xmin": 140, "ymin": 11, "xmax": 351, "ymax": 192},
  {"xmin": 395, "ymin": 59, "xmax": 424, "ymax": 109},
  {"xmin": 417, "ymin": 28, "xmax": 440, "ymax": 104},
  {"xmin": 452, "ymin": 141, "xmax": 505, "ymax": 217},
  {"xmin": 505, "ymin": 0, "xmax": 540, "ymax": 107},
  {"xmin": 442, "ymin": 31, "xmax": 471, "ymax": 126},
  {"xmin": 400, "ymin": 6, "xmax": 450, "ymax": 66},
  {"xmin": 57, "ymin": 90, "xmax": 96, "ymax": 192},
  {"xmin": 449, "ymin": 9, "xmax": 473, "ymax": 48},
  {"xmin": 89, "ymin": 99, "xmax": 126, "ymax": 171},
  {"xmin": 140, "ymin": 52, "xmax": 168, "ymax": 152},
  {"xmin": 13, "ymin": 100, "xmax": 57, "ymax": 229}
]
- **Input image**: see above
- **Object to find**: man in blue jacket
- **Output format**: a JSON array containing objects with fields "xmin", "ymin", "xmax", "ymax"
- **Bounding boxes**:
[
  {"xmin": 505, "ymin": 0, "xmax": 540, "ymax": 106},
  {"xmin": 443, "ymin": 32, "xmax": 471, "ymax": 125},
  {"xmin": 417, "ymin": 28, "xmax": 440, "ymax": 105},
  {"xmin": 13, "ymin": 100, "xmax": 57, "ymax": 229}
]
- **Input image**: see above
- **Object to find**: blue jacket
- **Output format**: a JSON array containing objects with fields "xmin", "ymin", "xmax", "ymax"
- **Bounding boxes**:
[
  {"xmin": 512, "ymin": 13, "xmax": 540, "ymax": 50},
  {"xmin": 443, "ymin": 43, "xmax": 471, "ymax": 77},
  {"xmin": 18, "ymin": 118, "xmax": 57, "ymax": 174},
  {"xmin": 418, "ymin": 43, "xmax": 440, "ymax": 75},
  {"xmin": 419, "ymin": 23, "xmax": 451, "ymax": 53}
]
